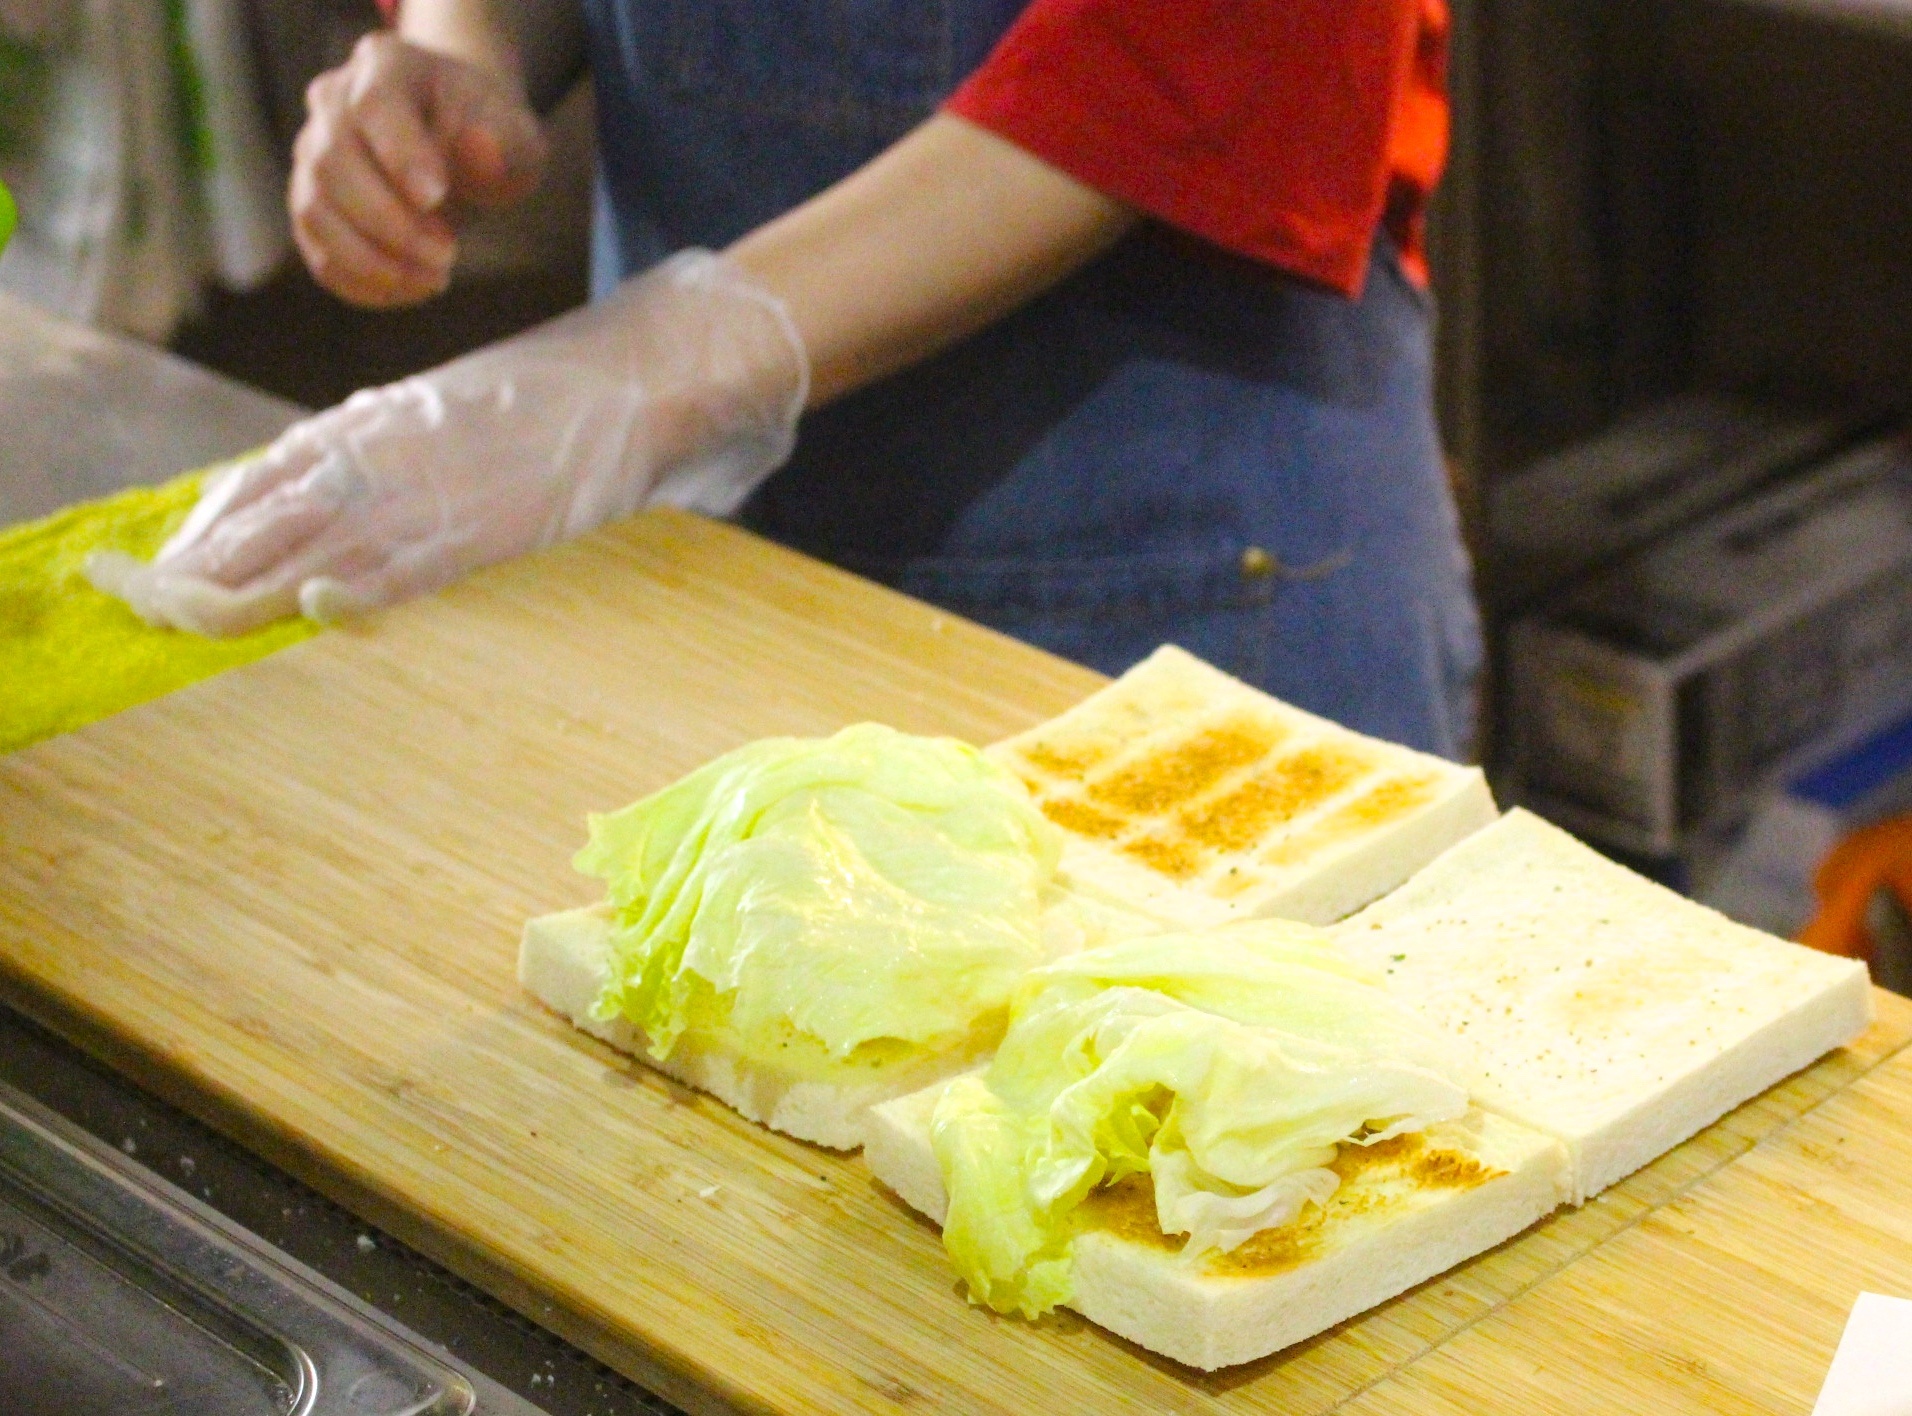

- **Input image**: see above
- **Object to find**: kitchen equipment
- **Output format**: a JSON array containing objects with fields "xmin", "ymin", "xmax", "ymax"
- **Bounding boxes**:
[
  {"xmin": 0, "ymin": 1074, "xmax": 544, "ymax": 1415},
  {"xmin": 1509, "ymin": 433, "xmax": 1912, "ymax": 855}
]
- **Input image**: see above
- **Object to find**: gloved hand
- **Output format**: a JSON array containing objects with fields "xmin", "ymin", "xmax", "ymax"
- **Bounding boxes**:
[{"xmin": 87, "ymin": 250, "xmax": 808, "ymax": 636}]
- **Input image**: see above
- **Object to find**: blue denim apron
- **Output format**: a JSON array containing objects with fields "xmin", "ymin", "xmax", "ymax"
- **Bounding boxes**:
[{"xmin": 582, "ymin": 0, "xmax": 1483, "ymax": 759}]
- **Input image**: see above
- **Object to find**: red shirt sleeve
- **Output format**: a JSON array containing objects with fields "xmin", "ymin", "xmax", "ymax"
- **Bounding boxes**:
[{"xmin": 945, "ymin": 0, "xmax": 1448, "ymax": 297}]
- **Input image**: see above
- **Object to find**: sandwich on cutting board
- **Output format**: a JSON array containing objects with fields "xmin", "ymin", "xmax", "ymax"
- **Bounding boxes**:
[
  {"xmin": 519, "ymin": 644, "xmax": 1871, "ymax": 1369},
  {"xmin": 863, "ymin": 806, "xmax": 1869, "ymax": 1367},
  {"xmin": 520, "ymin": 646, "xmax": 1493, "ymax": 1147}
]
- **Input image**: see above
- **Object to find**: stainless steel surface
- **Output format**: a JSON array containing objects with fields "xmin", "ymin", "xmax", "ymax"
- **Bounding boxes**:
[
  {"xmin": 0, "ymin": 1081, "xmax": 499, "ymax": 1415},
  {"xmin": 0, "ymin": 288, "xmax": 304, "ymax": 525},
  {"xmin": 0, "ymin": 1006, "xmax": 677, "ymax": 1416}
]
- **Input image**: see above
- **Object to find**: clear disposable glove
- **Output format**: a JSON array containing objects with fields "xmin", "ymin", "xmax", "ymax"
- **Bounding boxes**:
[{"xmin": 87, "ymin": 250, "xmax": 808, "ymax": 636}]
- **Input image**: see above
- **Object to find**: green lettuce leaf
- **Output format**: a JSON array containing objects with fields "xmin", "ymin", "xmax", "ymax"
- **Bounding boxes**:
[
  {"xmin": 931, "ymin": 921, "xmax": 1474, "ymax": 1317},
  {"xmin": 575, "ymin": 723, "xmax": 1063, "ymax": 1067}
]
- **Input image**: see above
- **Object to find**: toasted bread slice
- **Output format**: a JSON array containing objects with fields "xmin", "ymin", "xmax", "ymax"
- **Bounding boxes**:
[
  {"xmin": 519, "ymin": 905, "xmax": 1004, "ymax": 1150},
  {"xmin": 519, "ymin": 887, "xmax": 1166, "ymax": 1150},
  {"xmin": 1334, "ymin": 809, "xmax": 1874, "ymax": 1202},
  {"xmin": 987, "ymin": 646, "xmax": 1497, "ymax": 927},
  {"xmin": 865, "ymin": 1078, "xmax": 1570, "ymax": 1370}
]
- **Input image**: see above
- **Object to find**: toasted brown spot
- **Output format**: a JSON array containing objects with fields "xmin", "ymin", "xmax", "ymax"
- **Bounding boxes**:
[
  {"xmin": 1331, "ymin": 1131, "xmax": 1425, "ymax": 1180},
  {"xmin": 1331, "ymin": 1131, "xmax": 1502, "ymax": 1191},
  {"xmin": 1121, "ymin": 833, "xmax": 1205, "ymax": 881},
  {"xmin": 1039, "ymin": 795, "xmax": 1127, "ymax": 841},
  {"xmin": 1409, "ymin": 1148, "xmax": 1504, "ymax": 1190},
  {"xmin": 1083, "ymin": 716, "xmax": 1284, "ymax": 816},
  {"xmin": 1346, "ymin": 773, "xmax": 1439, "ymax": 825},
  {"xmin": 1083, "ymin": 1174, "xmax": 1332, "ymax": 1280},
  {"xmin": 1259, "ymin": 773, "xmax": 1438, "ymax": 868},
  {"xmin": 1204, "ymin": 1218, "xmax": 1321, "ymax": 1278},
  {"xmin": 1020, "ymin": 737, "xmax": 1116, "ymax": 782},
  {"xmin": 1081, "ymin": 1136, "xmax": 1503, "ymax": 1280},
  {"xmin": 1079, "ymin": 1174, "xmax": 1180, "ymax": 1252},
  {"xmin": 1177, "ymin": 743, "xmax": 1376, "ymax": 851}
]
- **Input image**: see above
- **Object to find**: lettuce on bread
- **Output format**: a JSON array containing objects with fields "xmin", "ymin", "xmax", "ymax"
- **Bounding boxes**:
[
  {"xmin": 865, "ymin": 925, "xmax": 1570, "ymax": 1368},
  {"xmin": 520, "ymin": 723, "xmax": 1161, "ymax": 1147},
  {"xmin": 923, "ymin": 922, "xmax": 1480, "ymax": 1318}
]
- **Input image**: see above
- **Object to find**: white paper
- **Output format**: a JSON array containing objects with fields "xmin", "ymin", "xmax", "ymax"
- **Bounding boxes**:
[{"xmin": 1813, "ymin": 1293, "xmax": 1912, "ymax": 1416}]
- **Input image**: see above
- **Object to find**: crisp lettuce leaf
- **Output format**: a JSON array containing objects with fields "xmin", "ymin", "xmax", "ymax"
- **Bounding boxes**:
[
  {"xmin": 575, "ymin": 724, "xmax": 1063, "ymax": 1066},
  {"xmin": 931, "ymin": 1075, "xmax": 1073, "ymax": 1317},
  {"xmin": 931, "ymin": 921, "xmax": 1474, "ymax": 1316}
]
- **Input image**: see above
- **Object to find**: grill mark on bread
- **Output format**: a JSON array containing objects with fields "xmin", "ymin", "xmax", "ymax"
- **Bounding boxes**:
[
  {"xmin": 1175, "ymin": 743, "xmax": 1377, "ymax": 852},
  {"xmin": 1258, "ymin": 772, "xmax": 1439, "ymax": 868},
  {"xmin": 1019, "ymin": 738, "xmax": 1117, "ymax": 782},
  {"xmin": 1038, "ymin": 795, "xmax": 1127, "ymax": 841},
  {"xmin": 1082, "ymin": 716, "xmax": 1285, "ymax": 816},
  {"xmin": 1122, "ymin": 834, "xmax": 1205, "ymax": 880},
  {"xmin": 1345, "ymin": 773, "xmax": 1439, "ymax": 825}
]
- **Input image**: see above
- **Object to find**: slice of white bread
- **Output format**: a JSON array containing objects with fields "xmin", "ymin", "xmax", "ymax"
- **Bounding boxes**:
[
  {"xmin": 1333, "ymin": 808, "xmax": 1874, "ymax": 1202},
  {"xmin": 865, "ymin": 1078, "xmax": 1570, "ymax": 1370},
  {"xmin": 987, "ymin": 646, "xmax": 1497, "ymax": 928},
  {"xmin": 519, "ymin": 905, "xmax": 1003, "ymax": 1150},
  {"xmin": 525, "ymin": 647, "xmax": 1492, "ymax": 1149},
  {"xmin": 518, "ymin": 885, "xmax": 1169, "ymax": 1150}
]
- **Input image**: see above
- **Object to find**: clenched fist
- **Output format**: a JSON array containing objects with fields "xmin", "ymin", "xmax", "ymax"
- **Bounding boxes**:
[{"xmin": 291, "ymin": 32, "xmax": 548, "ymax": 307}]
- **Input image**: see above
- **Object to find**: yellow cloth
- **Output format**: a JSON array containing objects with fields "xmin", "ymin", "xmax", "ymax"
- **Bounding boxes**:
[{"xmin": 1, "ymin": 470, "xmax": 315, "ymax": 755}]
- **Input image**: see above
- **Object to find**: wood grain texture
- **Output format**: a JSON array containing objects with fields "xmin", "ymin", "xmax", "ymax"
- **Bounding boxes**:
[
  {"xmin": 1339, "ymin": 1030, "xmax": 1912, "ymax": 1416},
  {"xmin": 2, "ymin": 509, "xmax": 1907, "ymax": 1415}
]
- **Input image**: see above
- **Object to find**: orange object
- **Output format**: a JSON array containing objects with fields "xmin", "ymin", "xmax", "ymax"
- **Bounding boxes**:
[{"xmin": 1802, "ymin": 816, "xmax": 1912, "ymax": 960}]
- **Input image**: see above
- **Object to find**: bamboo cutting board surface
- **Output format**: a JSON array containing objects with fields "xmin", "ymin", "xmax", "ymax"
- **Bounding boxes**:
[{"xmin": 3, "ymin": 508, "xmax": 1911, "ymax": 1415}]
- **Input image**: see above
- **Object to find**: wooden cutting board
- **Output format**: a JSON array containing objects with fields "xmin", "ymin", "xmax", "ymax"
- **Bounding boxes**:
[{"xmin": 3, "ymin": 508, "xmax": 1910, "ymax": 1416}]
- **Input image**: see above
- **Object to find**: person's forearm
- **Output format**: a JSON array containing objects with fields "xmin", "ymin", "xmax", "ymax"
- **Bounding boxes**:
[
  {"xmin": 397, "ymin": 0, "xmax": 584, "ymax": 111},
  {"xmin": 726, "ymin": 113, "xmax": 1138, "ymax": 410}
]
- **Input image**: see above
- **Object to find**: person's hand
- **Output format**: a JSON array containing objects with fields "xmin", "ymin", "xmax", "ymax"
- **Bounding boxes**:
[
  {"xmin": 87, "ymin": 253, "xmax": 809, "ymax": 636},
  {"xmin": 291, "ymin": 31, "xmax": 548, "ymax": 307}
]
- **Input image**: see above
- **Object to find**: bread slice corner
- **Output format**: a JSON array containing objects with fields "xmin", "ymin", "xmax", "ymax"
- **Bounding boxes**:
[
  {"xmin": 518, "ymin": 906, "xmax": 999, "ymax": 1151},
  {"xmin": 988, "ymin": 645, "xmax": 1497, "ymax": 928},
  {"xmin": 864, "ymin": 1080, "xmax": 1570, "ymax": 1370},
  {"xmin": 1335, "ymin": 807, "xmax": 1874, "ymax": 1202}
]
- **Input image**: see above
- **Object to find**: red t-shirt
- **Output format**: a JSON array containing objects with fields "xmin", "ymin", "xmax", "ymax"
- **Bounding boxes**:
[
  {"xmin": 945, "ymin": 0, "xmax": 1450, "ymax": 295},
  {"xmin": 376, "ymin": 0, "xmax": 1446, "ymax": 292}
]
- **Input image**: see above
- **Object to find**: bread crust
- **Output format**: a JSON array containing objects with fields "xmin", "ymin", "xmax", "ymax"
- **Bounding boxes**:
[{"xmin": 518, "ymin": 905, "xmax": 1000, "ymax": 1150}]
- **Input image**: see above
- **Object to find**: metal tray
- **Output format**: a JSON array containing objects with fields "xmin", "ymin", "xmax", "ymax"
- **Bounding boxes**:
[{"xmin": 0, "ymin": 1079, "xmax": 544, "ymax": 1415}]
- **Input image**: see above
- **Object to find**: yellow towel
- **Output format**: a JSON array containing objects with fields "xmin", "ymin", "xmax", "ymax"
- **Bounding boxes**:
[{"xmin": 1, "ymin": 469, "xmax": 315, "ymax": 755}]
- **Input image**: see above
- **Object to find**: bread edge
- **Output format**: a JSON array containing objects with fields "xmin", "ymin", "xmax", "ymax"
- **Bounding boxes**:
[
  {"xmin": 864, "ymin": 1088, "xmax": 1568, "ymax": 1369},
  {"xmin": 1563, "ymin": 958, "xmax": 1873, "ymax": 1201},
  {"xmin": 518, "ymin": 906, "xmax": 996, "ymax": 1151}
]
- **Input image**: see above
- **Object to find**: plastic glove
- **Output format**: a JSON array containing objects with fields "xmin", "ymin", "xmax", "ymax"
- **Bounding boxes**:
[{"xmin": 87, "ymin": 250, "xmax": 808, "ymax": 636}]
